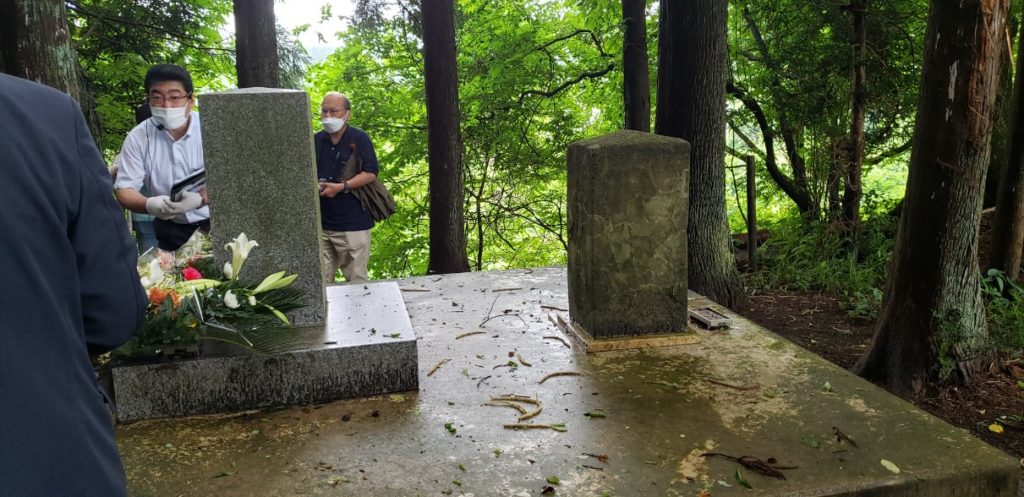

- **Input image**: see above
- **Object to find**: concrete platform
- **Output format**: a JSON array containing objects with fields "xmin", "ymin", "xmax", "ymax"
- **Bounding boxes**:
[
  {"xmin": 117, "ymin": 268, "xmax": 1019, "ymax": 496},
  {"xmin": 110, "ymin": 282, "xmax": 417, "ymax": 422}
]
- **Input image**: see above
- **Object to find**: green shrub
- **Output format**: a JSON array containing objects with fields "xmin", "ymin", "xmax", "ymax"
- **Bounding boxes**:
[
  {"xmin": 981, "ymin": 269, "xmax": 1024, "ymax": 352},
  {"xmin": 744, "ymin": 215, "xmax": 896, "ymax": 319}
]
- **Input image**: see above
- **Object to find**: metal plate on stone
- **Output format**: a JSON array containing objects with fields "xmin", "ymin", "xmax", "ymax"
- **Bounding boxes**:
[{"xmin": 688, "ymin": 306, "xmax": 732, "ymax": 329}]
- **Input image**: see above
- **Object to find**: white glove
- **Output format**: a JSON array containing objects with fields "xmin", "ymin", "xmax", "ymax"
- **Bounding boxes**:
[
  {"xmin": 175, "ymin": 191, "xmax": 204, "ymax": 211},
  {"xmin": 145, "ymin": 192, "xmax": 203, "ymax": 220}
]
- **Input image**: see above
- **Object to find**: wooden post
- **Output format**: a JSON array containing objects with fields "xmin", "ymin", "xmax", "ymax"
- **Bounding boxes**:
[{"xmin": 745, "ymin": 155, "xmax": 757, "ymax": 271}]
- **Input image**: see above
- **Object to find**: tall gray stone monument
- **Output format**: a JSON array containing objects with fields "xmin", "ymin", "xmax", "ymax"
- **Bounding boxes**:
[
  {"xmin": 567, "ymin": 130, "xmax": 690, "ymax": 342},
  {"xmin": 200, "ymin": 88, "xmax": 326, "ymax": 326}
]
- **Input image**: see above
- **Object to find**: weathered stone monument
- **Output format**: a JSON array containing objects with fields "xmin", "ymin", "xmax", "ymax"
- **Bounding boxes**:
[
  {"xmin": 108, "ymin": 88, "xmax": 418, "ymax": 421},
  {"xmin": 566, "ymin": 130, "xmax": 692, "ymax": 351},
  {"xmin": 201, "ymin": 88, "xmax": 325, "ymax": 326}
]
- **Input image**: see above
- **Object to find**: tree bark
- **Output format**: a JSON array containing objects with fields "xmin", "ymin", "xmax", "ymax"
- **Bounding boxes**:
[
  {"xmin": 621, "ymin": 0, "xmax": 649, "ymax": 132},
  {"xmin": 0, "ymin": 0, "xmax": 101, "ymax": 144},
  {"xmin": 233, "ymin": 0, "xmax": 280, "ymax": 88},
  {"xmin": 984, "ymin": 14, "xmax": 1017, "ymax": 208},
  {"xmin": 422, "ymin": 0, "xmax": 470, "ymax": 274},
  {"xmin": 841, "ymin": 0, "xmax": 868, "ymax": 227},
  {"xmin": 989, "ymin": 15, "xmax": 1024, "ymax": 279},
  {"xmin": 854, "ymin": 0, "xmax": 1007, "ymax": 395},
  {"xmin": 655, "ymin": 0, "xmax": 745, "ymax": 307}
]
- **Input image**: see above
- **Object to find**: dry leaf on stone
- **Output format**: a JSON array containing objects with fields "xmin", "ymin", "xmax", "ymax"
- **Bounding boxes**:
[{"xmin": 880, "ymin": 459, "xmax": 901, "ymax": 473}]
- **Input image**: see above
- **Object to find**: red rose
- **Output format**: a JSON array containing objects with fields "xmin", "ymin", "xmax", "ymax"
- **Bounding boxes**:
[{"xmin": 182, "ymin": 267, "xmax": 203, "ymax": 281}]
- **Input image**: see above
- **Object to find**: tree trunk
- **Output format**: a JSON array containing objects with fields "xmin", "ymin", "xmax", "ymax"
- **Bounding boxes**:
[
  {"xmin": 655, "ymin": 0, "xmax": 745, "ymax": 307},
  {"xmin": 727, "ymin": 81, "xmax": 815, "ymax": 215},
  {"xmin": 422, "ymin": 0, "xmax": 470, "ymax": 274},
  {"xmin": 854, "ymin": 0, "xmax": 1006, "ymax": 395},
  {"xmin": 233, "ymin": 0, "xmax": 280, "ymax": 88},
  {"xmin": 622, "ymin": 0, "xmax": 649, "ymax": 132},
  {"xmin": 989, "ymin": 13, "xmax": 1024, "ymax": 279},
  {"xmin": 984, "ymin": 11, "xmax": 1017, "ymax": 208},
  {"xmin": 841, "ymin": 0, "xmax": 868, "ymax": 227},
  {"xmin": 0, "ymin": 0, "xmax": 101, "ymax": 144}
]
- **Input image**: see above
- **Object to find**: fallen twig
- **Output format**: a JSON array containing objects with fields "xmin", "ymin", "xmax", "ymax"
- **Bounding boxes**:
[
  {"xmin": 643, "ymin": 380, "xmax": 683, "ymax": 389},
  {"xmin": 582, "ymin": 465, "xmax": 604, "ymax": 471},
  {"xmin": 484, "ymin": 401, "xmax": 527, "ymax": 414},
  {"xmin": 491, "ymin": 395, "xmax": 540, "ymax": 406},
  {"xmin": 704, "ymin": 378, "xmax": 758, "ymax": 391},
  {"xmin": 701, "ymin": 452, "xmax": 796, "ymax": 479},
  {"xmin": 492, "ymin": 287, "xmax": 523, "ymax": 292},
  {"xmin": 542, "ymin": 336, "xmax": 571, "ymax": 348},
  {"xmin": 518, "ymin": 406, "xmax": 542, "ymax": 421},
  {"xmin": 539, "ymin": 371, "xmax": 583, "ymax": 384},
  {"xmin": 481, "ymin": 312, "xmax": 526, "ymax": 328},
  {"xmin": 517, "ymin": 354, "xmax": 532, "ymax": 367},
  {"xmin": 832, "ymin": 427, "xmax": 859, "ymax": 448},
  {"xmin": 475, "ymin": 375, "xmax": 492, "ymax": 388},
  {"xmin": 540, "ymin": 305, "xmax": 568, "ymax": 312},
  {"xmin": 398, "ymin": 287, "xmax": 430, "ymax": 292},
  {"xmin": 427, "ymin": 358, "xmax": 450, "ymax": 377},
  {"xmin": 503, "ymin": 423, "xmax": 566, "ymax": 432},
  {"xmin": 455, "ymin": 331, "xmax": 486, "ymax": 340}
]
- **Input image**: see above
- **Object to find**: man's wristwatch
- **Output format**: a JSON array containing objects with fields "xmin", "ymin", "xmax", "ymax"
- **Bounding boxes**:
[{"xmin": 342, "ymin": 181, "xmax": 350, "ymax": 193}]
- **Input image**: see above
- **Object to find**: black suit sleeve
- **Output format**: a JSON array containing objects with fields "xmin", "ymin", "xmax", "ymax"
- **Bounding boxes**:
[{"xmin": 66, "ymin": 96, "xmax": 147, "ymax": 353}]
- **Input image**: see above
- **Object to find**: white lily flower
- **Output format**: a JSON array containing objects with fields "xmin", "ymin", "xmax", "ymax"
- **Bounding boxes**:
[
  {"xmin": 140, "ymin": 258, "xmax": 164, "ymax": 288},
  {"xmin": 224, "ymin": 233, "xmax": 258, "ymax": 280},
  {"xmin": 248, "ymin": 295, "xmax": 257, "ymax": 306},
  {"xmin": 223, "ymin": 262, "xmax": 234, "ymax": 279},
  {"xmin": 223, "ymin": 290, "xmax": 240, "ymax": 309}
]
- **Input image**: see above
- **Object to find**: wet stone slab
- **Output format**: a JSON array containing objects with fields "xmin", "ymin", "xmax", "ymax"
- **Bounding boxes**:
[
  {"xmin": 118, "ymin": 268, "xmax": 1018, "ymax": 496},
  {"xmin": 110, "ymin": 282, "xmax": 417, "ymax": 422}
]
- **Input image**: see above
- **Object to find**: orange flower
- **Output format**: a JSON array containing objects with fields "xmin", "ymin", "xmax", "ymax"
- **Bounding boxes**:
[{"xmin": 148, "ymin": 287, "xmax": 181, "ymax": 308}]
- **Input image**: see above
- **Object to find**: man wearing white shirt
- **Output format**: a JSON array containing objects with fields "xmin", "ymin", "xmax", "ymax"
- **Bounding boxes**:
[{"xmin": 114, "ymin": 64, "xmax": 209, "ymax": 251}]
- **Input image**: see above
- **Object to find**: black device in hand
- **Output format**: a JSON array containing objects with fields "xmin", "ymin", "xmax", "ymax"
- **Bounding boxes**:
[{"xmin": 171, "ymin": 170, "xmax": 206, "ymax": 202}]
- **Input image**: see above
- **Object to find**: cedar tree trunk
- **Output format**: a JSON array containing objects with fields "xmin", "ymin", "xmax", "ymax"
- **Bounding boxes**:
[
  {"xmin": 233, "ymin": 0, "xmax": 280, "ymax": 88},
  {"xmin": 841, "ymin": 0, "xmax": 867, "ymax": 227},
  {"xmin": 854, "ymin": 0, "xmax": 1007, "ymax": 395},
  {"xmin": 622, "ymin": 0, "xmax": 650, "ymax": 131},
  {"xmin": 422, "ymin": 0, "xmax": 470, "ymax": 274},
  {"xmin": 0, "ymin": 0, "xmax": 101, "ymax": 144},
  {"xmin": 989, "ymin": 15, "xmax": 1024, "ymax": 279},
  {"xmin": 655, "ymin": 0, "xmax": 746, "ymax": 307}
]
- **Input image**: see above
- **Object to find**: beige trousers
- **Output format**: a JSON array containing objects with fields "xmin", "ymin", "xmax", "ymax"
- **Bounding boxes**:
[{"xmin": 322, "ymin": 229, "xmax": 371, "ymax": 283}]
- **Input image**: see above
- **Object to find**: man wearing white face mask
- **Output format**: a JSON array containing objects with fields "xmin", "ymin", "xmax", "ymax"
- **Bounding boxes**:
[
  {"xmin": 315, "ymin": 92, "xmax": 380, "ymax": 283},
  {"xmin": 114, "ymin": 64, "xmax": 209, "ymax": 251}
]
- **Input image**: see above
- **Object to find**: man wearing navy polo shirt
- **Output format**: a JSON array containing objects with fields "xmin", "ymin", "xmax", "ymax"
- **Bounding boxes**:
[{"xmin": 316, "ymin": 92, "xmax": 379, "ymax": 283}]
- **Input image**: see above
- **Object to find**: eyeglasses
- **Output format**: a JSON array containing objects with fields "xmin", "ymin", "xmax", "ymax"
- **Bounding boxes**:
[{"xmin": 149, "ymin": 94, "xmax": 191, "ymax": 105}]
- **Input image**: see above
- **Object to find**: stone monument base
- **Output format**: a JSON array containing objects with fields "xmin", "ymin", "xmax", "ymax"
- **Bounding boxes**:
[
  {"xmin": 559, "ymin": 315, "xmax": 701, "ymax": 353},
  {"xmin": 109, "ymin": 282, "xmax": 417, "ymax": 422}
]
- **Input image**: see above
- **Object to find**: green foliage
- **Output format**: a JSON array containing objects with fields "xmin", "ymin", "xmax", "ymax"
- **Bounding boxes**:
[
  {"xmin": 69, "ymin": 0, "xmax": 311, "ymax": 156},
  {"xmin": 68, "ymin": 0, "xmax": 236, "ymax": 155},
  {"xmin": 308, "ymin": 0, "xmax": 621, "ymax": 278},
  {"xmin": 745, "ymin": 214, "xmax": 897, "ymax": 319},
  {"xmin": 726, "ymin": 0, "xmax": 926, "ymax": 218},
  {"xmin": 982, "ymin": 269, "xmax": 1024, "ymax": 353}
]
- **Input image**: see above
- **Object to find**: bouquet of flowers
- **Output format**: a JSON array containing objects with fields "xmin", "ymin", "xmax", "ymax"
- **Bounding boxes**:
[{"xmin": 115, "ymin": 232, "xmax": 305, "ymax": 359}]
